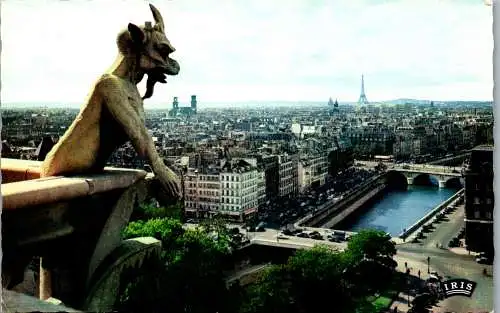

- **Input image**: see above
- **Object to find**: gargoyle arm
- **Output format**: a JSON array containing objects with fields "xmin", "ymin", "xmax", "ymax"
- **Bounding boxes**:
[{"xmin": 97, "ymin": 75, "xmax": 181, "ymax": 197}]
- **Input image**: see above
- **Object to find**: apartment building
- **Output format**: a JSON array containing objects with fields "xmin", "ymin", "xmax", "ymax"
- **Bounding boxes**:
[
  {"xmin": 246, "ymin": 154, "xmax": 280, "ymax": 200},
  {"xmin": 184, "ymin": 168, "xmax": 221, "ymax": 219},
  {"xmin": 220, "ymin": 159, "xmax": 260, "ymax": 222},
  {"xmin": 463, "ymin": 145, "xmax": 494, "ymax": 255},
  {"xmin": 278, "ymin": 153, "xmax": 299, "ymax": 197},
  {"xmin": 298, "ymin": 154, "xmax": 328, "ymax": 193},
  {"xmin": 243, "ymin": 157, "xmax": 268, "ymax": 206}
]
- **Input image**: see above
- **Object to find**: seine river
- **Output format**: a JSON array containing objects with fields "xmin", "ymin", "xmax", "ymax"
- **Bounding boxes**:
[{"xmin": 342, "ymin": 185, "xmax": 459, "ymax": 236}]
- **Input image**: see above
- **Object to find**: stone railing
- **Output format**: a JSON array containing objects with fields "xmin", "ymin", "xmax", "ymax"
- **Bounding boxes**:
[
  {"xmin": 2, "ymin": 158, "xmax": 161, "ymax": 312},
  {"xmin": 2, "ymin": 289, "xmax": 83, "ymax": 313}
]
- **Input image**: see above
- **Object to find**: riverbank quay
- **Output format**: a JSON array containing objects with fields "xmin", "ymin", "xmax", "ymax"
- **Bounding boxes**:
[
  {"xmin": 297, "ymin": 173, "xmax": 387, "ymax": 228},
  {"xmin": 399, "ymin": 189, "xmax": 464, "ymax": 242}
]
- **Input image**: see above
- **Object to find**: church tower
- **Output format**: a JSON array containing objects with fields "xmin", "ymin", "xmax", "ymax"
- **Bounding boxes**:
[{"xmin": 191, "ymin": 95, "xmax": 197, "ymax": 114}]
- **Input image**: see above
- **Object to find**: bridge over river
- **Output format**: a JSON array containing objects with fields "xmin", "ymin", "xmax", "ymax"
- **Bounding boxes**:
[{"xmin": 357, "ymin": 161, "xmax": 463, "ymax": 188}]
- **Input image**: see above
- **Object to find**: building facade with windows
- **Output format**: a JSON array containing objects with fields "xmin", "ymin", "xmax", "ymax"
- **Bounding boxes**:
[
  {"xmin": 463, "ymin": 145, "xmax": 494, "ymax": 255},
  {"xmin": 298, "ymin": 154, "xmax": 329, "ymax": 193},
  {"xmin": 277, "ymin": 154, "xmax": 299, "ymax": 197},
  {"xmin": 184, "ymin": 169, "xmax": 221, "ymax": 219},
  {"xmin": 220, "ymin": 159, "xmax": 260, "ymax": 222}
]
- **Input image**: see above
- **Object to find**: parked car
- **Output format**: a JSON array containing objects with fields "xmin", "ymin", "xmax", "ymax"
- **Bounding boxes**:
[
  {"xmin": 448, "ymin": 237, "xmax": 460, "ymax": 248},
  {"xmin": 412, "ymin": 292, "xmax": 435, "ymax": 309},
  {"xmin": 476, "ymin": 256, "xmax": 493, "ymax": 265},
  {"xmin": 328, "ymin": 236, "xmax": 342, "ymax": 243},
  {"xmin": 310, "ymin": 233, "xmax": 323, "ymax": 240}
]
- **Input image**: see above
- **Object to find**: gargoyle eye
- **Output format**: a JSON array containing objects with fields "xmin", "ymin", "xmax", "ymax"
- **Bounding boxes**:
[{"xmin": 157, "ymin": 43, "xmax": 174, "ymax": 57}]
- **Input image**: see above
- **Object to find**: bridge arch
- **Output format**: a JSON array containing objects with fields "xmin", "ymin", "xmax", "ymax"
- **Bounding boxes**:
[
  {"xmin": 445, "ymin": 177, "xmax": 464, "ymax": 189},
  {"xmin": 386, "ymin": 170, "xmax": 408, "ymax": 190},
  {"xmin": 412, "ymin": 173, "xmax": 440, "ymax": 187}
]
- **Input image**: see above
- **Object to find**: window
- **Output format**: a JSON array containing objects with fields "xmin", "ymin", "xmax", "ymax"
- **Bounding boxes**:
[
  {"xmin": 486, "ymin": 212, "xmax": 492, "ymax": 219},
  {"xmin": 474, "ymin": 197, "xmax": 480, "ymax": 205},
  {"xmin": 474, "ymin": 210, "xmax": 480, "ymax": 219}
]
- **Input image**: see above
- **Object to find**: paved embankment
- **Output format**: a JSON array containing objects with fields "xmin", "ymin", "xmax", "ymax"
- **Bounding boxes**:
[
  {"xmin": 320, "ymin": 183, "xmax": 387, "ymax": 228},
  {"xmin": 398, "ymin": 189, "xmax": 464, "ymax": 241},
  {"xmin": 298, "ymin": 174, "xmax": 386, "ymax": 228}
]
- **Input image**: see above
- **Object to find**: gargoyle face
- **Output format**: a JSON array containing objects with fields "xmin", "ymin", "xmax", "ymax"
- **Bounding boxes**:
[
  {"xmin": 128, "ymin": 4, "xmax": 180, "ymax": 80},
  {"xmin": 126, "ymin": 4, "xmax": 180, "ymax": 99}
]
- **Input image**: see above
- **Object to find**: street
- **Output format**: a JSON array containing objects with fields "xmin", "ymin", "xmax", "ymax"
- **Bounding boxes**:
[
  {"xmin": 394, "ymin": 205, "xmax": 493, "ymax": 313},
  {"xmin": 189, "ymin": 202, "xmax": 493, "ymax": 312}
]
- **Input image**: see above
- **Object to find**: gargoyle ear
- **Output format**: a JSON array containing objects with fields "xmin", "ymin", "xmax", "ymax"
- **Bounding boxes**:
[{"xmin": 128, "ymin": 23, "xmax": 145, "ymax": 45}]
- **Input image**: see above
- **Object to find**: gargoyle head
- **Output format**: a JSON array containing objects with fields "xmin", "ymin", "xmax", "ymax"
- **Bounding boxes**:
[{"xmin": 117, "ymin": 3, "xmax": 180, "ymax": 99}]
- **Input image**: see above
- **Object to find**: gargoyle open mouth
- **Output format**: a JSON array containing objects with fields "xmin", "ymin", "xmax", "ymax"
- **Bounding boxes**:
[
  {"xmin": 142, "ymin": 58, "xmax": 179, "ymax": 100},
  {"xmin": 154, "ymin": 57, "xmax": 180, "ymax": 84},
  {"xmin": 147, "ymin": 57, "xmax": 179, "ymax": 83}
]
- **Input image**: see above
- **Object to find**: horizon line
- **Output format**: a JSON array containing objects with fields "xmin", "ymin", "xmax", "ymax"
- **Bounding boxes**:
[{"xmin": 2, "ymin": 98, "xmax": 494, "ymax": 106}]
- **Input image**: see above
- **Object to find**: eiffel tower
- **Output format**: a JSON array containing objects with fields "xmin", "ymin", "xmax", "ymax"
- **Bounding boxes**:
[{"xmin": 358, "ymin": 74, "xmax": 369, "ymax": 105}]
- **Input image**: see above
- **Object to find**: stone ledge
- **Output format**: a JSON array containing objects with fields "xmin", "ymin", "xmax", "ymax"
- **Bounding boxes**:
[
  {"xmin": 1, "ymin": 158, "xmax": 43, "ymax": 183},
  {"xmin": 2, "ymin": 158, "xmax": 147, "ymax": 210},
  {"xmin": 2, "ymin": 289, "xmax": 82, "ymax": 313}
]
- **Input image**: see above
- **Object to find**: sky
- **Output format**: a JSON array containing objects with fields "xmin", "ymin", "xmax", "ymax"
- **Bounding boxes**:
[{"xmin": 1, "ymin": 0, "xmax": 494, "ymax": 107}]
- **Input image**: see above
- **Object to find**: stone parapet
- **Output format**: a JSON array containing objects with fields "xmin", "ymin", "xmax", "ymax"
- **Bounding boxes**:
[
  {"xmin": 1, "ymin": 158, "xmax": 153, "ymax": 312},
  {"xmin": 2, "ymin": 289, "xmax": 83, "ymax": 313}
]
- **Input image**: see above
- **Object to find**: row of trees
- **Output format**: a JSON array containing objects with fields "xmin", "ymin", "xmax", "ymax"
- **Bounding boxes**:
[
  {"xmin": 238, "ymin": 230, "xmax": 398, "ymax": 313},
  {"xmin": 116, "ymin": 201, "xmax": 400, "ymax": 313},
  {"xmin": 116, "ymin": 201, "xmax": 238, "ymax": 313}
]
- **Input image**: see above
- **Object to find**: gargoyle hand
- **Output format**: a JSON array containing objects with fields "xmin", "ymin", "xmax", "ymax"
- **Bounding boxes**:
[{"xmin": 156, "ymin": 165, "xmax": 182, "ymax": 199}]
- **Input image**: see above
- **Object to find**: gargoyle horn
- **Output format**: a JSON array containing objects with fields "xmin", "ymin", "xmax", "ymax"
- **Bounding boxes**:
[{"xmin": 149, "ymin": 3, "xmax": 165, "ymax": 33}]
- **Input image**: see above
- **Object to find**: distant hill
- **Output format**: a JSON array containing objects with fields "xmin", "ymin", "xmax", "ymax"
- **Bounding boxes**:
[
  {"xmin": 389, "ymin": 98, "xmax": 432, "ymax": 105},
  {"xmin": 385, "ymin": 98, "xmax": 493, "ymax": 107}
]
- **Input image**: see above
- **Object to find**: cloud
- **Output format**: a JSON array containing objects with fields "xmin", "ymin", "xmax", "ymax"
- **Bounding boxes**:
[{"xmin": 1, "ymin": 0, "xmax": 493, "ymax": 105}]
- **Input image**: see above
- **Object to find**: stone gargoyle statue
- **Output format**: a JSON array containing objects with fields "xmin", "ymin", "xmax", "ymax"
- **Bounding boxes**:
[{"xmin": 41, "ymin": 3, "xmax": 181, "ymax": 200}]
